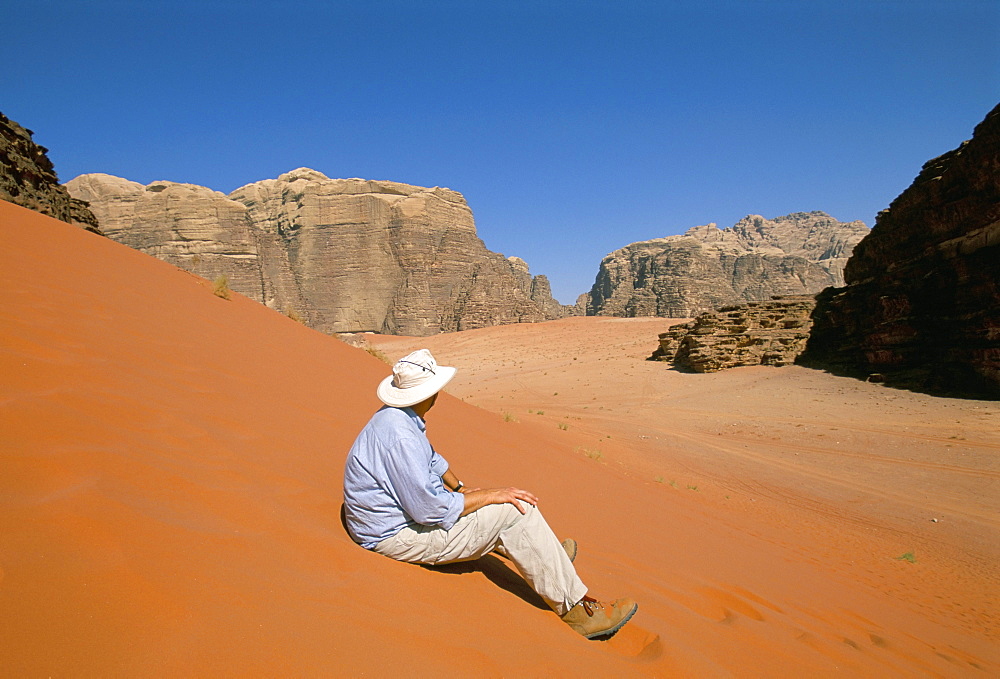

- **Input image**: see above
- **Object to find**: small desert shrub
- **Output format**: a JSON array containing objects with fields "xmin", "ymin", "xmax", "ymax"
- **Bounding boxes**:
[
  {"xmin": 579, "ymin": 447, "xmax": 602, "ymax": 461},
  {"xmin": 502, "ymin": 411, "xmax": 518, "ymax": 423},
  {"xmin": 895, "ymin": 552, "xmax": 917, "ymax": 563},
  {"xmin": 213, "ymin": 275, "xmax": 232, "ymax": 300},
  {"xmin": 285, "ymin": 308, "xmax": 305, "ymax": 324},
  {"xmin": 654, "ymin": 475, "xmax": 664, "ymax": 483},
  {"xmin": 558, "ymin": 423, "xmax": 568, "ymax": 431},
  {"xmin": 364, "ymin": 346, "xmax": 392, "ymax": 364},
  {"xmin": 536, "ymin": 410, "xmax": 544, "ymax": 415}
]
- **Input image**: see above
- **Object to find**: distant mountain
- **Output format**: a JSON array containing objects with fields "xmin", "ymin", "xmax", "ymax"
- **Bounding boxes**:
[
  {"xmin": 67, "ymin": 168, "xmax": 568, "ymax": 336},
  {"xmin": 580, "ymin": 212, "xmax": 869, "ymax": 318}
]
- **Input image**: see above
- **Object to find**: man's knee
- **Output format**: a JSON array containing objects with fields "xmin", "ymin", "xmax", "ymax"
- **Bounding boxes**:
[
  {"xmin": 498, "ymin": 501, "xmax": 544, "ymax": 532},
  {"xmin": 470, "ymin": 500, "xmax": 536, "ymax": 531}
]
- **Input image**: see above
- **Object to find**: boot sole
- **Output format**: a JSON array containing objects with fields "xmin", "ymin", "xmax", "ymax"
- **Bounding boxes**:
[{"xmin": 585, "ymin": 602, "xmax": 638, "ymax": 640}]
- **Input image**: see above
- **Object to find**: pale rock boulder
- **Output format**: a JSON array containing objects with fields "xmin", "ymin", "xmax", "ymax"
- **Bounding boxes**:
[
  {"xmin": 65, "ymin": 174, "xmax": 268, "ymax": 305},
  {"xmin": 228, "ymin": 169, "xmax": 557, "ymax": 334},
  {"xmin": 68, "ymin": 168, "xmax": 567, "ymax": 336}
]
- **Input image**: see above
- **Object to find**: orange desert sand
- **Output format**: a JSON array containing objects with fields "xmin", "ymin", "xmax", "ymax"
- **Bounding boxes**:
[{"xmin": 1, "ymin": 198, "xmax": 997, "ymax": 677}]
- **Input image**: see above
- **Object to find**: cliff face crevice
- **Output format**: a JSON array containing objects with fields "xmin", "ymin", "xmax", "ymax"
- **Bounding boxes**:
[
  {"xmin": 582, "ymin": 212, "xmax": 868, "ymax": 318},
  {"xmin": 0, "ymin": 111, "xmax": 100, "ymax": 233},
  {"xmin": 67, "ymin": 168, "xmax": 568, "ymax": 336},
  {"xmin": 801, "ymin": 104, "xmax": 1000, "ymax": 398}
]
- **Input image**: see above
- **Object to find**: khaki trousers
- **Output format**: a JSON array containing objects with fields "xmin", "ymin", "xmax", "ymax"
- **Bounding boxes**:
[{"xmin": 374, "ymin": 501, "xmax": 588, "ymax": 616}]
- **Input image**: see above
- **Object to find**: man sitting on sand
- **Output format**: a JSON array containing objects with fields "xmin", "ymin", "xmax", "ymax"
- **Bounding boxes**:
[{"xmin": 343, "ymin": 349, "xmax": 637, "ymax": 639}]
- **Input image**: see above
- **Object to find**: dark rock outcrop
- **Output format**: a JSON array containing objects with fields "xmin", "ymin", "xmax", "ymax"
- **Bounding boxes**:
[
  {"xmin": 651, "ymin": 295, "xmax": 816, "ymax": 372},
  {"xmin": 67, "ymin": 168, "xmax": 569, "ymax": 336},
  {"xmin": 0, "ymin": 111, "xmax": 100, "ymax": 233},
  {"xmin": 801, "ymin": 104, "xmax": 1000, "ymax": 399},
  {"xmin": 582, "ymin": 212, "xmax": 868, "ymax": 318}
]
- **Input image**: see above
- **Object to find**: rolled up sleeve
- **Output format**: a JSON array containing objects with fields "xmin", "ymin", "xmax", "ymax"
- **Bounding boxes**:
[{"xmin": 429, "ymin": 447, "xmax": 449, "ymax": 477}]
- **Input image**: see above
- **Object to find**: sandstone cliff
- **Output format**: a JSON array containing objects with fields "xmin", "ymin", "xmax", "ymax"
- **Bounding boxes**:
[
  {"xmin": 67, "ymin": 168, "xmax": 568, "ymax": 336},
  {"xmin": 583, "ymin": 212, "xmax": 868, "ymax": 318},
  {"xmin": 802, "ymin": 104, "xmax": 1000, "ymax": 398},
  {"xmin": 0, "ymin": 111, "xmax": 100, "ymax": 233}
]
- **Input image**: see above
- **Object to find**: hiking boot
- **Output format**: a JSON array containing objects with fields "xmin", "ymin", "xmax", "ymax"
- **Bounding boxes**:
[
  {"xmin": 560, "ymin": 538, "xmax": 578, "ymax": 563},
  {"xmin": 561, "ymin": 595, "xmax": 638, "ymax": 639}
]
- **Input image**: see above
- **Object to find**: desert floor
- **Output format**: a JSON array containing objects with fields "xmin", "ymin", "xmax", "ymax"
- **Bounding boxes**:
[
  {"xmin": 370, "ymin": 316, "xmax": 1000, "ymax": 672},
  {"xmin": 3, "ymin": 198, "xmax": 998, "ymax": 677}
]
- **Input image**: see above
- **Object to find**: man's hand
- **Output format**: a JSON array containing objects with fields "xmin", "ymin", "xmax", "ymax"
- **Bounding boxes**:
[{"xmin": 460, "ymin": 487, "xmax": 538, "ymax": 516}]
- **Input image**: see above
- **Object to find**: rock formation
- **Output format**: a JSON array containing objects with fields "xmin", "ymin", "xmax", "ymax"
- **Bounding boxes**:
[
  {"xmin": 582, "ymin": 212, "xmax": 868, "ymax": 318},
  {"xmin": 0, "ymin": 111, "xmax": 100, "ymax": 233},
  {"xmin": 801, "ymin": 104, "xmax": 1000, "ymax": 398},
  {"xmin": 651, "ymin": 296, "xmax": 816, "ymax": 372},
  {"xmin": 67, "ymin": 168, "xmax": 568, "ymax": 336}
]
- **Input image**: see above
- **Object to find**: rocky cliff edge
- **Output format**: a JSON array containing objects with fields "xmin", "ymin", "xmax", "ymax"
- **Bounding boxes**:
[
  {"xmin": 801, "ymin": 104, "xmax": 1000, "ymax": 398},
  {"xmin": 0, "ymin": 111, "xmax": 100, "ymax": 233}
]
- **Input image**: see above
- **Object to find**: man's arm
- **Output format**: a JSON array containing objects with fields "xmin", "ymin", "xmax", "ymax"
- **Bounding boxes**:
[
  {"xmin": 441, "ymin": 469, "xmax": 466, "ymax": 492},
  {"xmin": 439, "ymin": 465, "xmax": 535, "ymax": 516},
  {"xmin": 460, "ymin": 487, "xmax": 539, "ymax": 516}
]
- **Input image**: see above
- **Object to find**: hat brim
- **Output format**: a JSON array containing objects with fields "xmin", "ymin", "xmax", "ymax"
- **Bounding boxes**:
[{"xmin": 376, "ymin": 366, "xmax": 457, "ymax": 408}]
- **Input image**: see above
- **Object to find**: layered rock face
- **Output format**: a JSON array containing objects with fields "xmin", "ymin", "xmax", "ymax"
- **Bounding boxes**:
[
  {"xmin": 0, "ymin": 111, "xmax": 100, "ymax": 233},
  {"xmin": 651, "ymin": 296, "xmax": 816, "ymax": 372},
  {"xmin": 583, "ymin": 212, "xmax": 868, "ymax": 318},
  {"xmin": 802, "ymin": 104, "xmax": 1000, "ymax": 398},
  {"xmin": 68, "ymin": 168, "xmax": 567, "ymax": 336}
]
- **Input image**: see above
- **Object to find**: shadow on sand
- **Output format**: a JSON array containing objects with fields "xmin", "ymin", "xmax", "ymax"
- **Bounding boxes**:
[{"xmin": 420, "ymin": 556, "xmax": 550, "ymax": 611}]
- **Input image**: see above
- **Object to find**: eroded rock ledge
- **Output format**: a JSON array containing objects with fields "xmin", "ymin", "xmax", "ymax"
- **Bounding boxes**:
[{"xmin": 650, "ymin": 295, "xmax": 816, "ymax": 372}]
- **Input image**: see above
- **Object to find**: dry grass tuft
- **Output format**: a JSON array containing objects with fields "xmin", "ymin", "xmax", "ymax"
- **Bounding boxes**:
[
  {"xmin": 212, "ymin": 275, "xmax": 232, "ymax": 300},
  {"xmin": 365, "ymin": 346, "xmax": 392, "ymax": 364}
]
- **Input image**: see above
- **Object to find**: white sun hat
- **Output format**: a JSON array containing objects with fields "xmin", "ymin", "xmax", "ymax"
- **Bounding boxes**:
[{"xmin": 377, "ymin": 349, "xmax": 457, "ymax": 408}]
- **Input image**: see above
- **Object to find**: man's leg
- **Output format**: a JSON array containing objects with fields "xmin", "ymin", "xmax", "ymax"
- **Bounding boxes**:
[
  {"xmin": 490, "ymin": 503, "xmax": 588, "ymax": 616},
  {"xmin": 374, "ymin": 502, "xmax": 587, "ymax": 615}
]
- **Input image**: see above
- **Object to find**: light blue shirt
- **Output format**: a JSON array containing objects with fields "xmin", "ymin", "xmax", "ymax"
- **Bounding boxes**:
[{"xmin": 343, "ymin": 406, "xmax": 464, "ymax": 549}]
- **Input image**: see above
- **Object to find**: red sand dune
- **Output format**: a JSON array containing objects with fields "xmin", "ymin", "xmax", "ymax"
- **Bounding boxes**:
[{"xmin": 1, "ymin": 199, "xmax": 997, "ymax": 676}]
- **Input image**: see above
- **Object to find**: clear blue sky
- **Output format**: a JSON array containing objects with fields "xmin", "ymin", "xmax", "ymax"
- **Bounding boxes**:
[{"xmin": 4, "ymin": 1, "xmax": 998, "ymax": 303}]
